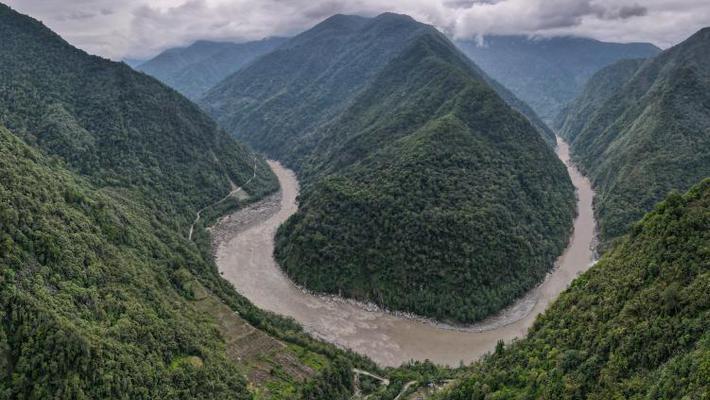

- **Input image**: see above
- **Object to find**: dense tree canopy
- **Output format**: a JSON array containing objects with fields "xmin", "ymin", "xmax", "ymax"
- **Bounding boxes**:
[
  {"xmin": 556, "ymin": 27, "xmax": 710, "ymax": 249},
  {"xmin": 0, "ymin": 3, "xmax": 278, "ymax": 228},
  {"xmin": 203, "ymin": 12, "xmax": 576, "ymax": 323},
  {"xmin": 440, "ymin": 178, "xmax": 709, "ymax": 399},
  {"xmin": 0, "ymin": 4, "xmax": 373, "ymax": 398},
  {"xmin": 456, "ymin": 35, "xmax": 660, "ymax": 125}
]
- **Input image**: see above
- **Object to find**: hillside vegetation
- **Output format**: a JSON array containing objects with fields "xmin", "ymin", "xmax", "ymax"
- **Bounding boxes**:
[
  {"xmin": 0, "ymin": 124, "xmax": 255, "ymax": 398},
  {"xmin": 137, "ymin": 38, "xmax": 287, "ymax": 99},
  {"xmin": 204, "ymin": 13, "xmax": 576, "ymax": 323},
  {"xmin": 201, "ymin": 14, "xmax": 554, "ymax": 150},
  {"xmin": 456, "ymin": 35, "xmax": 660, "ymax": 124},
  {"xmin": 0, "ymin": 4, "xmax": 278, "ymax": 225},
  {"xmin": 439, "ymin": 178, "xmax": 710, "ymax": 399},
  {"xmin": 0, "ymin": 4, "xmax": 372, "ymax": 398},
  {"xmin": 556, "ymin": 27, "xmax": 710, "ymax": 247}
]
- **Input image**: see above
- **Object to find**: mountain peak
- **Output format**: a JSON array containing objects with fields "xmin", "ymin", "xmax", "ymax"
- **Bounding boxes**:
[
  {"xmin": 686, "ymin": 26, "xmax": 710, "ymax": 43},
  {"xmin": 311, "ymin": 13, "xmax": 369, "ymax": 31},
  {"xmin": 372, "ymin": 12, "xmax": 416, "ymax": 23}
]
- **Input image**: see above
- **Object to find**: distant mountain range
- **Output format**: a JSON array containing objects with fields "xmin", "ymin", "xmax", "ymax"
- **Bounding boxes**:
[
  {"xmin": 201, "ymin": 13, "xmax": 576, "ymax": 323},
  {"xmin": 136, "ymin": 37, "xmax": 287, "ymax": 99},
  {"xmin": 456, "ymin": 35, "xmax": 661, "ymax": 124},
  {"xmin": 556, "ymin": 27, "xmax": 710, "ymax": 247}
]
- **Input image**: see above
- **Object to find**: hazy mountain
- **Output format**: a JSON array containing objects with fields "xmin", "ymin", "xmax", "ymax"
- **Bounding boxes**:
[
  {"xmin": 443, "ymin": 178, "xmax": 710, "ymax": 399},
  {"xmin": 121, "ymin": 58, "xmax": 145, "ymax": 67},
  {"xmin": 556, "ymin": 27, "xmax": 710, "ymax": 247},
  {"xmin": 456, "ymin": 35, "xmax": 661, "ymax": 124},
  {"xmin": 0, "ymin": 4, "xmax": 366, "ymax": 397},
  {"xmin": 137, "ymin": 37, "xmax": 287, "ymax": 99},
  {"xmin": 203, "ymin": 13, "xmax": 575, "ymax": 323}
]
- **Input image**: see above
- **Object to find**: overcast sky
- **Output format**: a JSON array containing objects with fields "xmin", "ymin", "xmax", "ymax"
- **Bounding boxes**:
[{"xmin": 6, "ymin": 0, "xmax": 710, "ymax": 60}]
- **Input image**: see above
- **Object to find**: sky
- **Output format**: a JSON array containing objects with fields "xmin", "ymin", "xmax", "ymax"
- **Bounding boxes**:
[{"xmin": 5, "ymin": 0, "xmax": 710, "ymax": 60}]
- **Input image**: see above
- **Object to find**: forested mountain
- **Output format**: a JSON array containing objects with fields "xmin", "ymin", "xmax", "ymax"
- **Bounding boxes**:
[
  {"xmin": 440, "ymin": 179, "xmax": 710, "ymax": 399},
  {"xmin": 137, "ymin": 37, "xmax": 287, "ymax": 99},
  {"xmin": 456, "ymin": 35, "xmax": 660, "ymax": 124},
  {"xmin": 0, "ymin": 4, "xmax": 278, "ymax": 223},
  {"xmin": 122, "ymin": 58, "xmax": 145, "ymax": 68},
  {"xmin": 0, "ymin": 4, "xmax": 369, "ymax": 398},
  {"xmin": 556, "ymin": 27, "xmax": 710, "ymax": 247},
  {"xmin": 555, "ymin": 58, "xmax": 647, "ymax": 137},
  {"xmin": 201, "ymin": 14, "xmax": 554, "ymax": 148},
  {"xmin": 203, "ymin": 13, "xmax": 576, "ymax": 323}
]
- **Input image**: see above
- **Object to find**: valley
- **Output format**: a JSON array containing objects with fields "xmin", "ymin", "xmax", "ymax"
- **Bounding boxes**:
[
  {"xmin": 213, "ymin": 136, "xmax": 595, "ymax": 367},
  {"xmin": 2, "ymin": 2, "xmax": 708, "ymax": 398}
]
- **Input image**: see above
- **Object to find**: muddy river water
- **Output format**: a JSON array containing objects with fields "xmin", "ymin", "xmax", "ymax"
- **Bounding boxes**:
[{"xmin": 213, "ymin": 137, "xmax": 596, "ymax": 367}]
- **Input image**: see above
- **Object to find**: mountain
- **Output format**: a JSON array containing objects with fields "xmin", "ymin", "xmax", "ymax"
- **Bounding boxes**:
[
  {"xmin": 554, "ymin": 58, "xmax": 647, "ymax": 137},
  {"xmin": 201, "ymin": 15, "xmax": 554, "ymax": 148},
  {"xmin": 456, "ymin": 35, "xmax": 661, "ymax": 124},
  {"xmin": 0, "ymin": 4, "xmax": 279, "ymax": 220},
  {"xmin": 442, "ymin": 178, "xmax": 709, "ymax": 399},
  {"xmin": 0, "ymin": 4, "xmax": 370, "ymax": 398},
  {"xmin": 202, "ymin": 13, "xmax": 576, "ymax": 323},
  {"xmin": 122, "ymin": 58, "xmax": 145, "ymax": 68},
  {"xmin": 556, "ymin": 27, "xmax": 710, "ymax": 247},
  {"xmin": 137, "ymin": 37, "xmax": 287, "ymax": 99}
]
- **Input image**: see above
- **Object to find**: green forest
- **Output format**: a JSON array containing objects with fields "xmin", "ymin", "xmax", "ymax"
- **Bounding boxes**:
[
  {"xmin": 438, "ymin": 179, "xmax": 709, "ymax": 399},
  {"xmin": 204, "ymin": 13, "xmax": 575, "ymax": 323},
  {"xmin": 137, "ymin": 38, "xmax": 287, "ymax": 100},
  {"xmin": 556, "ymin": 27, "xmax": 710, "ymax": 250},
  {"xmin": 0, "ymin": 3, "xmax": 277, "ymax": 225},
  {"xmin": 275, "ymin": 32, "xmax": 575, "ymax": 323},
  {"xmin": 0, "ymin": 4, "xmax": 376, "ymax": 399},
  {"xmin": 2, "ymin": 2, "xmax": 709, "ymax": 399},
  {"xmin": 457, "ymin": 35, "xmax": 660, "ymax": 125}
]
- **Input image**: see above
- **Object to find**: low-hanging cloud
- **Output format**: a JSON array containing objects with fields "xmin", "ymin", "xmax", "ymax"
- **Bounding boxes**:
[{"xmin": 5, "ymin": 0, "xmax": 710, "ymax": 59}]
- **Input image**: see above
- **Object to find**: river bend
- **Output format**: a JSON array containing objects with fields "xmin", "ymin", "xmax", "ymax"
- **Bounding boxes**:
[{"xmin": 213, "ymin": 137, "xmax": 596, "ymax": 367}]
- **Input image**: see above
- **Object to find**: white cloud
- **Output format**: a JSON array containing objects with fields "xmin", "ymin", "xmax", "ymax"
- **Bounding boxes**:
[{"xmin": 5, "ymin": 0, "xmax": 710, "ymax": 60}]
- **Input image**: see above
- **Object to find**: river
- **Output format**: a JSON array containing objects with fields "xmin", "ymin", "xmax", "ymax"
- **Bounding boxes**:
[{"xmin": 213, "ymin": 137, "xmax": 596, "ymax": 367}]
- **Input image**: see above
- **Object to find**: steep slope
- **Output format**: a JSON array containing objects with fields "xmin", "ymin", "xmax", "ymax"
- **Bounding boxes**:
[
  {"xmin": 0, "ymin": 4, "xmax": 371, "ymax": 398},
  {"xmin": 554, "ymin": 58, "xmax": 646, "ymax": 139},
  {"xmin": 137, "ymin": 37, "xmax": 287, "ymax": 99},
  {"xmin": 456, "ymin": 35, "xmax": 660, "ymax": 123},
  {"xmin": 441, "ymin": 179, "xmax": 709, "ymax": 399},
  {"xmin": 201, "ymin": 14, "xmax": 554, "ymax": 150},
  {"xmin": 206, "ymin": 13, "xmax": 576, "ymax": 323},
  {"xmin": 557, "ymin": 27, "xmax": 710, "ymax": 246},
  {"xmin": 0, "ymin": 124, "xmax": 253, "ymax": 398},
  {"xmin": 0, "ymin": 3, "xmax": 278, "ymax": 226}
]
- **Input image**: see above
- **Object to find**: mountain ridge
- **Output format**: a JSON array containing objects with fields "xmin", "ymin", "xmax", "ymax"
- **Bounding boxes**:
[
  {"xmin": 137, "ymin": 36, "xmax": 288, "ymax": 99},
  {"xmin": 0, "ymin": 4, "xmax": 370, "ymax": 398},
  {"xmin": 440, "ymin": 178, "xmax": 709, "ymax": 399},
  {"xmin": 204, "ymin": 13, "xmax": 576, "ymax": 323},
  {"xmin": 556, "ymin": 26, "xmax": 710, "ymax": 246},
  {"xmin": 456, "ymin": 35, "xmax": 661, "ymax": 124}
]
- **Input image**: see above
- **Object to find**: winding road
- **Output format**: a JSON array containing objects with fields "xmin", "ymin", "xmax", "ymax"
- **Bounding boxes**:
[{"xmin": 213, "ymin": 137, "xmax": 596, "ymax": 367}]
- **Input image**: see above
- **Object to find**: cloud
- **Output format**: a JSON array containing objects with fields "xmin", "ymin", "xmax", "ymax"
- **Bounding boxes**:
[
  {"xmin": 4, "ymin": 0, "xmax": 710, "ymax": 59},
  {"xmin": 451, "ymin": 0, "xmax": 652, "ymax": 37},
  {"xmin": 616, "ymin": 4, "xmax": 647, "ymax": 19}
]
